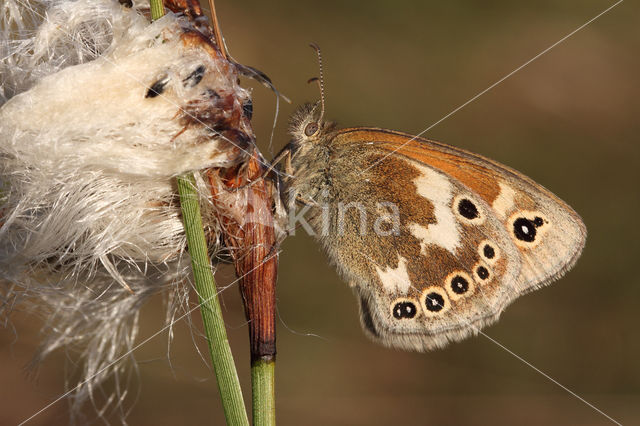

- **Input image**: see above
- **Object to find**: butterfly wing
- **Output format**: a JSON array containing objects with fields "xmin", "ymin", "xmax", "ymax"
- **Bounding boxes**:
[{"xmin": 321, "ymin": 128, "xmax": 585, "ymax": 351}]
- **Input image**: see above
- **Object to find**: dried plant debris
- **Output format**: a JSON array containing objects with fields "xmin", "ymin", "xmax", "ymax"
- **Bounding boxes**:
[{"xmin": 0, "ymin": 0, "xmax": 255, "ymax": 418}]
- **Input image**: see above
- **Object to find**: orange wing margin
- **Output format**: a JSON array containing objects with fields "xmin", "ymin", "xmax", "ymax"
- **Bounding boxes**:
[{"xmin": 334, "ymin": 128, "xmax": 502, "ymax": 205}]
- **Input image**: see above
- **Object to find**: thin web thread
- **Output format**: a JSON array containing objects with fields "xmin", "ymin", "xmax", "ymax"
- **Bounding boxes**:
[
  {"xmin": 357, "ymin": 247, "xmax": 622, "ymax": 425},
  {"xmin": 359, "ymin": 0, "xmax": 624, "ymax": 175},
  {"xmin": 17, "ymin": 250, "xmax": 280, "ymax": 425}
]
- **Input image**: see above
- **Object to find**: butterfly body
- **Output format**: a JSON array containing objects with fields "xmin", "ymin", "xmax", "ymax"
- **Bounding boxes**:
[{"xmin": 279, "ymin": 103, "xmax": 586, "ymax": 351}]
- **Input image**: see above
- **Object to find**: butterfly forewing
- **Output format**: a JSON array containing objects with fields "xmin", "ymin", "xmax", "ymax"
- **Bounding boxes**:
[
  {"xmin": 320, "ymin": 128, "xmax": 586, "ymax": 350},
  {"xmin": 283, "ymin": 103, "xmax": 585, "ymax": 352},
  {"xmin": 335, "ymin": 128, "xmax": 586, "ymax": 289}
]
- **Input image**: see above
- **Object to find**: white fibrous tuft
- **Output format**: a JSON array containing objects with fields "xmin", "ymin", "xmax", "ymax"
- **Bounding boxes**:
[{"xmin": 0, "ymin": 0, "xmax": 252, "ymax": 418}]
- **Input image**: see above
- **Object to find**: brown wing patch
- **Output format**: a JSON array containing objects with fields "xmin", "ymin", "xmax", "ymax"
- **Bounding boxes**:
[{"xmin": 334, "ymin": 128, "xmax": 501, "ymax": 204}]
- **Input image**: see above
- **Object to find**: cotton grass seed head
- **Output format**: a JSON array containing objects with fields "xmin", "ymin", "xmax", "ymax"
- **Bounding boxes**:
[{"xmin": 0, "ymin": 0, "xmax": 256, "ymax": 417}]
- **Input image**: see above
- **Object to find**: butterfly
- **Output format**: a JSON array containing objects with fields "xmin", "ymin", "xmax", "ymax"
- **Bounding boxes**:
[{"xmin": 273, "ymin": 48, "xmax": 586, "ymax": 352}]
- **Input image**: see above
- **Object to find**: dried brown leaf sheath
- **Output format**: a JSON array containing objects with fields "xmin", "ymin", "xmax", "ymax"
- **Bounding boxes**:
[
  {"xmin": 168, "ymin": 0, "xmax": 279, "ymax": 362},
  {"xmin": 208, "ymin": 153, "xmax": 279, "ymax": 362}
]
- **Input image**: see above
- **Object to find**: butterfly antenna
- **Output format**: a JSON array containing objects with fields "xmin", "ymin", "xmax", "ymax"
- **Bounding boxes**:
[{"xmin": 308, "ymin": 43, "xmax": 326, "ymax": 123}]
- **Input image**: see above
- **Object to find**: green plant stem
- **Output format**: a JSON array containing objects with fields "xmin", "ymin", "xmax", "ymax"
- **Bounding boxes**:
[
  {"xmin": 251, "ymin": 360, "xmax": 275, "ymax": 426},
  {"xmin": 177, "ymin": 174, "xmax": 249, "ymax": 426},
  {"xmin": 149, "ymin": 0, "xmax": 165, "ymax": 20},
  {"xmin": 152, "ymin": 3, "xmax": 252, "ymax": 424}
]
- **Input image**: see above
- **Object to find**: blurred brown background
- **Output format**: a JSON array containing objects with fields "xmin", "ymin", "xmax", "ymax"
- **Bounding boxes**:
[{"xmin": 2, "ymin": 0, "xmax": 638, "ymax": 424}]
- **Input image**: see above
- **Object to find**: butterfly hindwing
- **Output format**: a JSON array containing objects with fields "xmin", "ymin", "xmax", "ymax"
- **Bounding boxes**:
[
  {"xmin": 309, "ymin": 136, "xmax": 516, "ymax": 350},
  {"xmin": 317, "ymin": 128, "xmax": 585, "ymax": 350}
]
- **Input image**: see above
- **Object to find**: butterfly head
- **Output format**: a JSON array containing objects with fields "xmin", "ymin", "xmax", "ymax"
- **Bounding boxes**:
[
  {"xmin": 287, "ymin": 43, "xmax": 336, "ymax": 151},
  {"xmin": 288, "ymin": 102, "xmax": 334, "ymax": 151}
]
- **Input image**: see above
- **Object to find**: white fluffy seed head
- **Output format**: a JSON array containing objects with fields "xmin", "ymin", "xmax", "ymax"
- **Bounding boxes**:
[{"xmin": 0, "ymin": 0, "xmax": 253, "ymax": 417}]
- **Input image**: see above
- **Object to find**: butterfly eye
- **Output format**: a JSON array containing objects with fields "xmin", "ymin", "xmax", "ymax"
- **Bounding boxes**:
[
  {"xmin": 391, "ymin": 300, "xmax": 418, "ymax": 320},
  {"xmin": 476, "ymin": 266, "xmax": 490, "ymax": 280},
  {"xmin": 478, "ymin": 240, "xmax": 500, "ymax": 265},
  {"xmin": 445, "ymin": 271, "xmax": 475, "ymax": 301},
  {"xmin": 304, "ymin": 122, "xmax": 319, "ymax": 136},
  {"xmin": 513, "ymin": 218, "xmax": 537, "ymax": 242},
  {"xmin": 509, "ymin": 211, "xmax": 549, "ymax": 247},
  {"xmin": 473, "ymin": 262, "xmax": 492, "ymax": 283},
  {"xmin": 451, "ymin": 276, "xmax": 469, "ymax": 294},
  {"xmin": 458, "ymin": 199, "xmax": 478, "ymax": 219},
  {"xmin": 424, "ymin": 293, "xmax": 445, "ymax": 312},
  {"xmin": 453, "ymin": 195, "xmax": 485, "ymax": 224},
  {"xmin": 483, "ymin": 245, "xmax": 495, "ymax": 259},
  {"xmin": 421, "ymin": 287, "xmax": 450, "ymax": 316}
]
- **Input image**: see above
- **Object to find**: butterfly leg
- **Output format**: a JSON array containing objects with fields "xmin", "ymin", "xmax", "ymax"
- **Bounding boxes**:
[
  {"xmin": 265, "ymin": 147, "xmax": 293, "ymax": 178},
  {"xmin": 217, "ymin": 148, "xmax": 292, "ymax": 194},
  {"xmin": 295, "ymin": 194, "xmax": 318, "ymax": 207}
]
